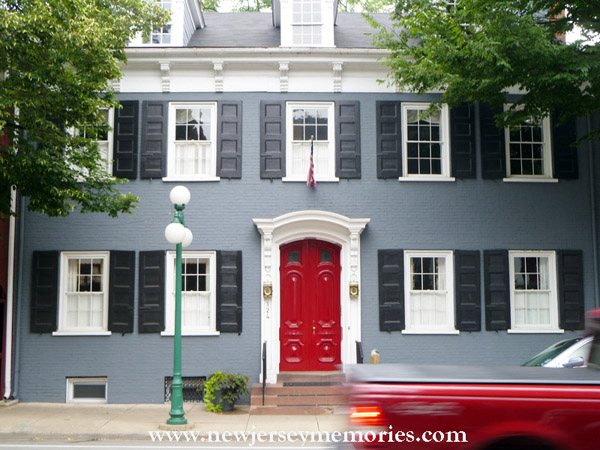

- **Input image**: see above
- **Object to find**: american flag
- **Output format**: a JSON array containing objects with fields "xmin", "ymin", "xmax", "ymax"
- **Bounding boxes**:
[{"xmin": 306, "ymin": 138, "xmax": 316, "ymax": 187}]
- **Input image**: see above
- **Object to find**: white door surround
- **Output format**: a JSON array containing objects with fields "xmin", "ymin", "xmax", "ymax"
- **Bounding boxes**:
[{"xmin": 253, "ymin": 210, "xmax": 370, "ymax": 383}]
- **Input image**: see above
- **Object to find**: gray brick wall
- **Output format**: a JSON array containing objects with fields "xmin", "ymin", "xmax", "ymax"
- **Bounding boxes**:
[{"xmin": 15, "ymin": 92, "xmax": 597, "ymax": 402}]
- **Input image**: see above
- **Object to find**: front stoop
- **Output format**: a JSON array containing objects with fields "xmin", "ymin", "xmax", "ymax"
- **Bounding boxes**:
[{"xmin": 249, "ymin": 371, "xmax": 346, "ymax": 415}]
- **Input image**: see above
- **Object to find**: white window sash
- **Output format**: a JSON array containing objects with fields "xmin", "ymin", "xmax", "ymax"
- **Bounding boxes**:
[
  {"xmin": 163, "ymin": 251, "xmax": 218, "ymax": 336},
  {"xmin": 401, "ymin": 103, "xmax": 451, "ymax": 179}
]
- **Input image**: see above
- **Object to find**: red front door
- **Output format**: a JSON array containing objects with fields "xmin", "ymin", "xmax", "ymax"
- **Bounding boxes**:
[{"xmin": 280, "ymin": 239, "xmax": 341, "ymax": 371}]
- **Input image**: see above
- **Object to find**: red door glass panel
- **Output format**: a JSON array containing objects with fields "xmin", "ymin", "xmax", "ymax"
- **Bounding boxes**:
[{"xmin": 280, "ymin": 239, "xmax": 341, "ymax": 371}]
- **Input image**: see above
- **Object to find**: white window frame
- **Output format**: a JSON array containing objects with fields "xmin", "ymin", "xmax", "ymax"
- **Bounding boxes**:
[
  {"xmin": 503, "ymin": 105, "xmax": 555, "ymax": 182},
  {"xmin": 508, "ymin": 250, "xmax": 561, "ymax": 333},
  {"xmin": 66, "ymin": 377, "xmax": 108, "ymax": 404},
  {"xmin": 400, "ymin": 103, "xmax": 453, "ymax": 181},
  {"xmin": 68, "ymin": 108, "xmax": 114, "ymax": 176},
  {"xmin": 54, "ymin": 251, "xmax": 111, "ymax": 336},
  {"xmin": 403, "ymin": 250, "xmax": 458, "ymax": 334},
  {"xmin": 165, "ymin": 102, "xmax": 219, "ymax": 182},
  {"xmin": 163, "ymin": 251, "xmax": 219, "ymax": 336},
  {"xmin": 291, "ymin": 0, "xmax": 323, "ymax": 46},
  {"xmin": 142, "ymin": 0, "xmax": 173, "ymax": 45},
  {"xmin": 283, "ymin": 101, "xmax": 338, "ymax": 183}
]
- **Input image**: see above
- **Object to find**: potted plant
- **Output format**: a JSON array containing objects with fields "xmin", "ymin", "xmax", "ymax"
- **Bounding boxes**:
[{"xmin": 203, "ymin": 371, "xmax": 250, "ymax": 412}]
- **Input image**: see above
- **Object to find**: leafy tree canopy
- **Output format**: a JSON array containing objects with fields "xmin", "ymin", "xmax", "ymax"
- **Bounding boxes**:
[
  {"xmin": 369, "ymin": 0, "xmax": 600, "ymax": 129},
  {"xmin": 0, "ymin": 0, "xmax": 168, "ymax": 217}
]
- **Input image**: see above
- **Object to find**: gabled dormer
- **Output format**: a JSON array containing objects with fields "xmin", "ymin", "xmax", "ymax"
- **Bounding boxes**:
[
  {"xmin": 274, "ymin": 0, "xmax": 338, "ymax": 47},
  {"xmin": 130, "ymin": 0, "xmax": 205, "ymax": 47}
]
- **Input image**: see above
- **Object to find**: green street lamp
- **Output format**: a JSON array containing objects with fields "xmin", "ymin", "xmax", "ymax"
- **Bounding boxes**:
[{"xmin": 164, "ymin": 185, "xmax": 193, "ymax": 425}]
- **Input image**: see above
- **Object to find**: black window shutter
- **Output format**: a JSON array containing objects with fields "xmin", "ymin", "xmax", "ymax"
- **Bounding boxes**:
[
  {"xmin": 217, "ymin": 101, "xmax": 242, "ymax": 179},
  {"xmin": 335, "ymin": 101, "xmax": 361, "ymax": 179},
  {"xmin": 480, "ymin": 104, "xmax": 506, "ymax": 179},
  {"xmin": 141, "ymin": 101, "xmax": 168, "ymax": 179},
  {"xmin": 450, "ymin": 104, "xmax": 476, "ymax": 179},
  {"xmin": 557, "ymin": 250, "xmax": 584, "ymax": 330},
  {"xmin": 112, "ymin": 100, "xmax": 139, "ymax": 179},
  {"xmin": 378, "ymin": 250, "xmax": 405, "ymax": 331},
  {"xmin": 454, "ymin": 250, "xmax": 481, "ymax": 331},
  {"xmin": 31, "ymin": 251, "xmax": 59, "ymax": 333},
  {"xmin": 484, "ymin": 250, "xmax": 510, "ymax": 330},
  {"xmin": 260, "ymin": 101, "xmax": 285, "ymax": 179},
  {"xmin": 216, "ymin": 251, "xmax": 242, "ymax": 334},
  {"xmin": 108, "ymin": 251, "xmax": 135, "ymax": 333},
  {"xmin": 376, "ymin": 102, "xmax": 402, "ymax": 178},
  {"xmin": 552, "ymin": 113, "xmax": 578, "ymax": 180},
  {"xmin": 138, "ymin": 250, "xmax": 165, "ymax": 333}
]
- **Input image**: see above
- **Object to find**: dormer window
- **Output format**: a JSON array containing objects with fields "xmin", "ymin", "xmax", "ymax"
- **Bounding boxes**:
[
  {"xmin": 292, "ymin": 0, "xmax": 322, "ymax": 45},
  {"xmin": 143, "ymin": 0, "xmax": 172, "ymax": 44}
]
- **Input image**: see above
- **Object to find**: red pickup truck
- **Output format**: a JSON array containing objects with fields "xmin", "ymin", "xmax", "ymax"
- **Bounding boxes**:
[{"xmin": 345, "ymin": 314, "xmax": 600, "ymax": 450}]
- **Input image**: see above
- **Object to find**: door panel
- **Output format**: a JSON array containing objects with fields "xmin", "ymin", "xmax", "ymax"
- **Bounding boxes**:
[{"xmin": 280, "ymin": 239, "xmax": 341, "ymax": 371}]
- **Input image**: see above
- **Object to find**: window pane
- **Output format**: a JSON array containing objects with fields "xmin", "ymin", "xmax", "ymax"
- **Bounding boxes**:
[{"xmin": 288, "ymin": 250, "xmax": 300, "ymax": 263}]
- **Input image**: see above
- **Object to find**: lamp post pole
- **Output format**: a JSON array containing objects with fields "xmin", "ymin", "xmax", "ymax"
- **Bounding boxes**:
[{"xmin": 165, "ymin": 186, "xmax": 193, "ymax": 426}]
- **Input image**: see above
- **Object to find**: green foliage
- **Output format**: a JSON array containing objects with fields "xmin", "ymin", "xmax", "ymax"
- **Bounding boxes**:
[
  {"xmin": 369, "ymin": 0, "xmax": 600, "ymax": 129},
  {"xmin": 338, "ymin": 0, "xmax": 394, "ymax": 13},
  {"xmin": 203, "ymin": 371, "xmax": 250, "ymax": 412},
  {"xmin": 0, "ymin": 0, "xmax": 169, "ymax": 217}
]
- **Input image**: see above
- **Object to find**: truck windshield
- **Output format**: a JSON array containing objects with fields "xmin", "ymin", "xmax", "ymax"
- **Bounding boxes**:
[{"xmin": 522, "ymin": 337, "xmax": 582, "ymax": 367}]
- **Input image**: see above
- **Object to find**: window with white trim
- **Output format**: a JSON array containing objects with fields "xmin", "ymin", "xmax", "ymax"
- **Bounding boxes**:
[
  {"xmin": 292, "ymin": 0, "xmax": 322, "ymax": 45},
  {"xmin": 404, "ymin": 251, "xmax": 456, "ymax": 333},
  {"xmin": 57, "ymin": 252, "xmax": 109, "ymax": 334},
  {"xmin": 167, "ymin": 102, "xmax": 218, "ymax": 181},
  {"xmin": 509, "ymin": 251, "xmax": 559, "ymax": 331},
  {"xmin": 164, "ymin": 251, "xmax": 218, "ymax": 335},
  {"xmin": 505, "ymin": 111, "xmax": 552, "ymax": 179},
  {"xmin": 402, "ymin": 103, "xmax": 451, "ymax": 179},
  {"xmin": 66, "ymin": 377, "xmax": 108, "ymax": 403},
  {"xmin": 284, "ymin": 102, "xmax": 336, "ymax": 182},
  {"xmin": 143, "ymin": 0, "xmax": 172, "ymax": 44},
  {"xmin": 69, "ymin": 108, "xmax": 114, "ymax": 175}
]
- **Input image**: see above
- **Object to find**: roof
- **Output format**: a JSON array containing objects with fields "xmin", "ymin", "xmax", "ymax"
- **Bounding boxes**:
[{"xmin": 186, "ymin": 12, "xmax": 392, "ymax": 49}]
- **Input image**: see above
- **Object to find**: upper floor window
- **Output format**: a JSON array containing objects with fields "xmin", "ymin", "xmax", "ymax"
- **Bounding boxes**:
[
  {"xmin": 509, "ymin": 251, "xmax": 559, "ymax": 332},
  {"xmin": 402, "ymin": 103, "xmax": 451, "ymax": 179},
  {"xmin": 505, "ymin": 109, "xmax": 552, "ymax": 179},
  {"xmin": 167, "ymin": 102, "xmax": 218, "ymax": 181},
  {"xmin": 284, "ymin": 102, "xmax": 337, "ymax": 182},
  {"xmin": 69, "ymin": 108, "xmax": 114, "ymax": 176},
  {"xmin": 292, "ymin": 0, "xmax": 322, "ymax": 45},
  {"xmin": 143, "ymin": 0, "xmax": 172, "ymax": 44},
  {"xmin": 404, "ymin": 250, "xmax": 456, "ymax": 334},
  {"xmin": 57, "ymin": 251, "xmax": 110, "ymax": 335},
  {"xmin": 164, "ymin": 251, "xmax": 218, "ymax": 336}
]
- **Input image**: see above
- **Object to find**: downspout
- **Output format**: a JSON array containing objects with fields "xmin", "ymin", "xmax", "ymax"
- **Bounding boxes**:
[
  {"xmin": 10, "ymin": 190, "xmax": 25, "ymax": 398},
  {"xmin": 3, "ymin": 188, "xmax": 16, "ymax": 399},
  {"xmin": 588, "ymin": 114, "xmax": 600, "ymax": 308}
]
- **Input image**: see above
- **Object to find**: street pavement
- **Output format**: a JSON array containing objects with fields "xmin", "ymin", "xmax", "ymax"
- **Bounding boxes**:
[{"xmin": 0, "ymin": 402, "xmax": 350, "ymax": 443}]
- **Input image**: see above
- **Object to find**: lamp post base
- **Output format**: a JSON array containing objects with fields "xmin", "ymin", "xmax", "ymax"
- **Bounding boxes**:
[{"xmin": 166, "ymin": 415, "xmax": 188, "ymax": 426}]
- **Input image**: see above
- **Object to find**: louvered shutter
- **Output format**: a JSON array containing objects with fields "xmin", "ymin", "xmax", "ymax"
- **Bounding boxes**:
[
  {"xmin": 216, "ymin": 251, "xmax": 242, "ymax": 334},
  {"xmin": 108, "ymin": 251, "xmax": 135, "ymax": 333},
  {"xmin": 260, "ymin": 101, "xmax": 285, "ymax": 179},
  {"xmin": 376, "ymin": 102, "xmax": 402, "ymax": 178},
  {"xmin": 141, "ymin": 101, "xmax": 168, "ymax": 178},
  {"xmin": 378, "ymin": 250, "xmax": 404, "ymax": 331},
  {"xmin": 112, "ymin": 101, "xmax": 139, "ymax": 179},
  {"xmin": 31, "ymin": 251, "xmax": 59, "ymax": 333},
  {"xmin": 450, "ymin": 104, "xmax": 476, "ymax": 179},
  {"xmin": 557, "ymin": 250, "xmax": 584, "ymax": 330},
  {"xmin": 552, "ymin": 114, "xmax": 578, "ymax": 180},
  {"xmin": 484, "ymin": 250, "xmax": 510, "ymax": 330},
  {"xmin": 138, "ymin": 251, "xmax": 165, "ymax": 333},
  {"xmin": 480, "ymin": 104, "xmax": 506, "ymax": 179},
  {"xmin": 454, "ymin": 250, "xmax": 481, "ymax": 331},
  {"xmin": 217, "ymin": 101, "xmax": 242, "ymax": 179},
  {"xmin": 335, "ymin": 101, "xmax": 361, "ymax": 179}
]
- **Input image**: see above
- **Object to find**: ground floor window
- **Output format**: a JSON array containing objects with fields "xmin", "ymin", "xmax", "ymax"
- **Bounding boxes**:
[{"xmin": 404, "ymin": 250, "xmax": 456, "ymax": 333}]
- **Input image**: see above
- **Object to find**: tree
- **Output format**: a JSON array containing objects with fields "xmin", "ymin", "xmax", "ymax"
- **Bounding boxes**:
[
  {"xmin": 369, "ymin": 0, "xmax": 600, "ymax": 129},
  {"xmin": 0, "ymin": 0, "xmax": 168, "ymax": 217}
]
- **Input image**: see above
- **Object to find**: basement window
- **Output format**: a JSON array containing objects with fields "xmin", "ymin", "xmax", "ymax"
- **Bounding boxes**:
[{"xmin": 66, "ymin": 377, "xmax": 108, "ymax": 403}]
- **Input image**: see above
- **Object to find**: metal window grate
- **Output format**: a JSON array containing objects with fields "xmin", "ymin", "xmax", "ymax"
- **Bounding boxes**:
[{"xmin": 164, "ymin": 376, "xmax": 206, "ymax": 403}]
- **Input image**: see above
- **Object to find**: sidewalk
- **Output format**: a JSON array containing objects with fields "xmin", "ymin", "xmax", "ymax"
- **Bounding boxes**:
[{"xmin": 0, "ymin": 402, "xmax": 350, "ymax": 441}]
